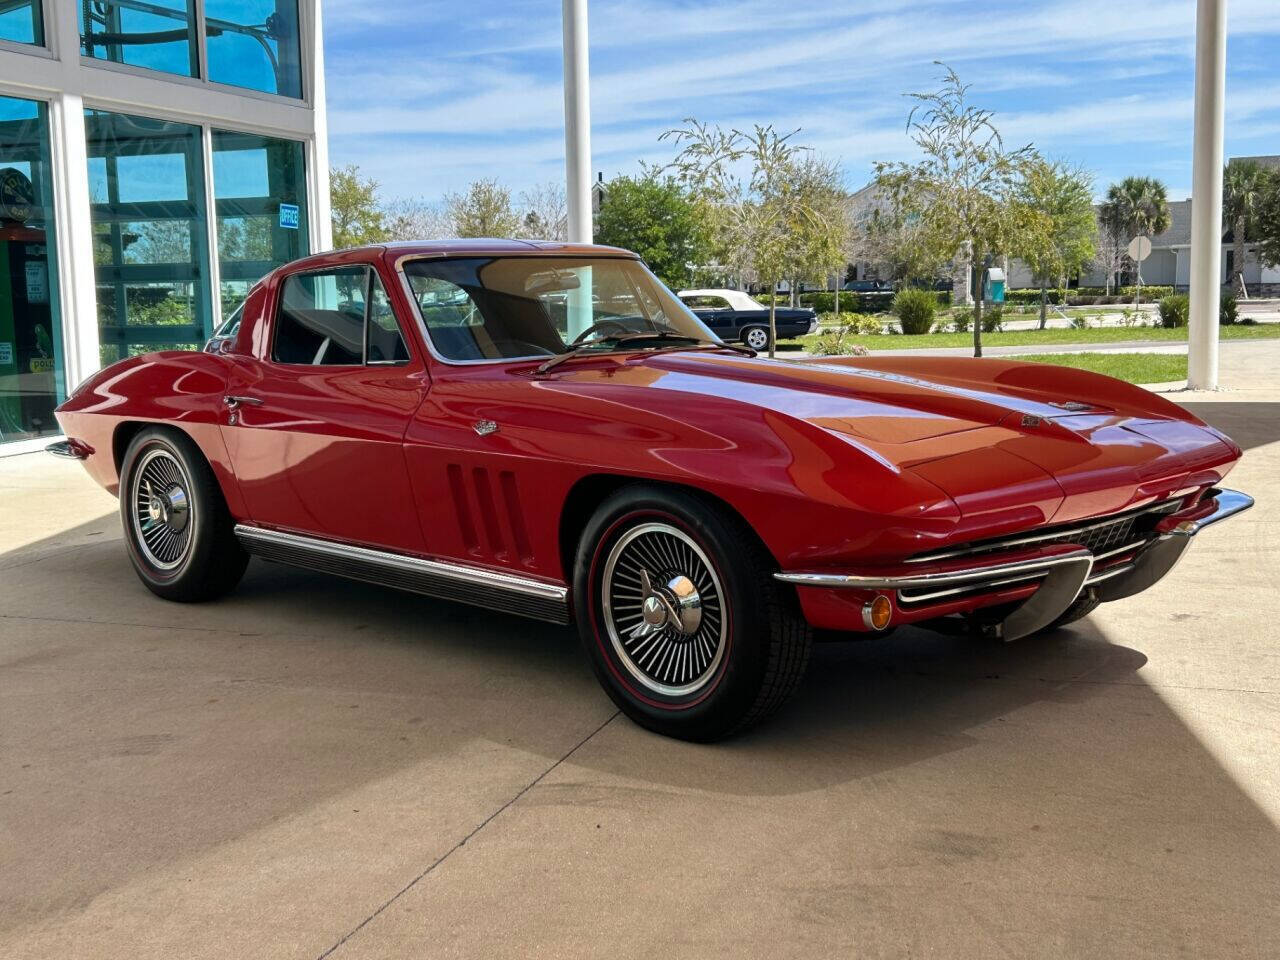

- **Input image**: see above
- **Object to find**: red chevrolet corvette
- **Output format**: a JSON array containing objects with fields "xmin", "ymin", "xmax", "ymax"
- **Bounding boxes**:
[{"xmin": 51, "ymin": 240, "xmax": 1252, "ymax": 740}]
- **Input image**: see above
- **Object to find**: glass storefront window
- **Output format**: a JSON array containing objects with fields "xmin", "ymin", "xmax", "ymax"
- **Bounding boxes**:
[
  {"xmin": 85, "ymin": 110, "xmax": 212, "ymax": 364},
  {"xmin": 212, "ymin": 130, "xmax": 308, "ymax": 320},
  {"xmin": 80, "ymin": 0, "xmax": 198, "ymax": 78},
  {"xmin": 0, "ymin": 0, "xmax": 43, "ymax": 46},
  {"xmin": 205, "ymin": 1, "xmax": 303, "ymax": 99},
  {"xmin": 0, "ymin": 95, "xmax": 64, "ymax": 445}
]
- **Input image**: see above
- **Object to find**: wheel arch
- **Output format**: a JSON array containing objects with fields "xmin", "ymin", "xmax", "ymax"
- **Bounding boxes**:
[
  {"xmin": 112, "ymin": 420, "xmax": 247, "ymax": 520},
  {"xmin": 557, "ymin": 473, "xmax": 783, "ymax": 583}
]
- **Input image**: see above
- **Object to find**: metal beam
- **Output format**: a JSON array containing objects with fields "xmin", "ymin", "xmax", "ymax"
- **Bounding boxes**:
[
  {"xmin": 1188, "ymin": 0, "xmax": 1227, "ymax": 390},
  {"xmin": 562, "ymin": 0, "xmax": 592, "ymax": 243}
]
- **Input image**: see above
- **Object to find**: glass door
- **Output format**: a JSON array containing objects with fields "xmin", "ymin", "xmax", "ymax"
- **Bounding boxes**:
[{"xmin": 0, "ymin": 95, "xmax": 64, "ymax": 446}]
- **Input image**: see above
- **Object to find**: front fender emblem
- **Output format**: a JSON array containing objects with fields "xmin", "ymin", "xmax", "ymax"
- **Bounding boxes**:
[
  {"xmin": 1021, "ymin": 414, "xmax": 1042, "ymax": 428},
  {"xmin": 473, "ymin": 420, "xmax": 498, "ymax": 437}
]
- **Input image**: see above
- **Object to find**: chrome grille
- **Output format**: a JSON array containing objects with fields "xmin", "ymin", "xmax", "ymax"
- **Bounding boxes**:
[{"xmin": 897, "ymin": 499, "xmax": 1180, "ymax": 605}]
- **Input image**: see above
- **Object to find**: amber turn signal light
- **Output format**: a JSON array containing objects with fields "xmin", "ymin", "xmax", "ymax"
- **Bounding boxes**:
[{"xmin": 863, "ymin": 594, "xmax": 893, "ymax": 631}]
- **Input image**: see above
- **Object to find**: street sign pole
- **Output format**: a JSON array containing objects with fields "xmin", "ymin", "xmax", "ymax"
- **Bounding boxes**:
[{"xmin": 1128, "ymin": 235, "xmax": 1151, "ymax": 315}]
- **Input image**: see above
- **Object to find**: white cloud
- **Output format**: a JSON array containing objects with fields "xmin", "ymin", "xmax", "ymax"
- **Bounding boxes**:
[{"xmin": 323, "ymin": 0, "xmax": 1280, "ymax": 199}]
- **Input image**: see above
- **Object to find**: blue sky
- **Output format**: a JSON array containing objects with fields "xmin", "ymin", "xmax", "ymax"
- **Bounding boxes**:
[{"xmin": 322, "ymin": 0, "xmax": 1280, "ymax": 204}]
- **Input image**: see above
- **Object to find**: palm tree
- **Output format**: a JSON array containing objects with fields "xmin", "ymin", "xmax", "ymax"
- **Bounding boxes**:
[
  {"xmin": 1222, "ymin": 160, "xmax": 1269, "ymax": 297},
  {"xmin": 1099, "ymin": 176, "xmax": 1172, "ymax": 289}
]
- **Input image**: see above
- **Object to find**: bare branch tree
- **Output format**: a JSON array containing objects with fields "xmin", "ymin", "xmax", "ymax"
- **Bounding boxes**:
[{"xmin": 517, "ymin": 181, "xmax": 568, "ymax": 241}]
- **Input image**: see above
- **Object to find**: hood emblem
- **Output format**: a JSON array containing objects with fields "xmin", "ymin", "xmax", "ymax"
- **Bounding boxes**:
[{"xmin": 473, "ymin": 419, "xmax": 499, "ymax": 437}]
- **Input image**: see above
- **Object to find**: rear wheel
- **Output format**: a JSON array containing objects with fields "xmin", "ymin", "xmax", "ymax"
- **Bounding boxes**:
[
  {"xmin": 119, "ymin": 427, "xmax": 247, "ymax": 602},
  {"xmin": 573, "ymin": 485, "xmax": 811, "ymax": 741},
  {"xmin": 741, "ymin": 326, "xmax": 771, "ymax": 351}
]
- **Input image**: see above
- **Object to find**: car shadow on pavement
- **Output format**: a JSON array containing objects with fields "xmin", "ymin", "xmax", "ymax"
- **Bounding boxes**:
[{"xmin": 3, "ymin": 513, "xmax": 1278, "ymax": 951}]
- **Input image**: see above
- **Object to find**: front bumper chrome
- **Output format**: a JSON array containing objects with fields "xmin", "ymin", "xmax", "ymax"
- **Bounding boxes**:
[{"xmin": 775, "ymin": 488, "xmax": 1253, "ymax": 640}]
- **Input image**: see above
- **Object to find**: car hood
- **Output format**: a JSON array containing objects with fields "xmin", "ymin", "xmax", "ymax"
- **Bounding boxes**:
[{"xmin": 571, "ymin": 350, "xmax": 1239, "ymax": 527}]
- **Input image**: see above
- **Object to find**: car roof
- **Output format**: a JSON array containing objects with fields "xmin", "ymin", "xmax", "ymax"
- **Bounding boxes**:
[
  {"xmin": 364, "ymin": 238, "xmax": 636, "ymax": 258},
  {"xmin": 677, "ymin": 289, "xmax": 766, "ymax": 311},
  {"xmin": 268, "ymin": 239, "xmax": 640, "ymax": 278}
]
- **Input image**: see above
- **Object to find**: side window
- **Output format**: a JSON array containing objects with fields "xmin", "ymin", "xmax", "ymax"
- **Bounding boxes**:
[
  {"xmin": 366, "ymin": 271, "xmax": 410, "ymax": 364},
  {"xmin": 273, "ymin": 267, "xmax": 367, "ymax": 365}
]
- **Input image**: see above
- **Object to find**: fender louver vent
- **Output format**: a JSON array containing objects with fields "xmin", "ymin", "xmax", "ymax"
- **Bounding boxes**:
[{"xmin": 447, "ymin": 465, "xmax": 536, "ymax": 567}]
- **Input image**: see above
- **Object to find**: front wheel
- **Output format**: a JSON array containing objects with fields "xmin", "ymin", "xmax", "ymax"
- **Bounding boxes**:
[
  {"xmin": 119, "ymin": 427, "xmax": 248, "ymax": 602},
  {"xmin": 741, "ymin": 326, "xmax": 771, "ymax": 351},
  {"xmin": 573, "ymin": 485, "xmax": 811, "ymax": 741}
]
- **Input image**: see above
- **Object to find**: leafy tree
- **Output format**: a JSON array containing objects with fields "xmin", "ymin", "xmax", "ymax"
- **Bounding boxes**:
[
  {"xmin": 1015, "ymin": 159, "xmax": 1097, "ymax": 328},
  {"xmin": 663, "ymin": 121, "xmax": 848, "ymax": 356},
  {"xmin": 848, "ymin": 197, "xmax": 945, "ymax": 287},
  {"xmin": 1099, "ymin": 175, "xmax": 1171, "ymax": 289},
  {"xmin": 1253, "ymin": 174, "xmax": 1280, "ymax": 273},
  {"xmin": 330, "ymin": 164, "xmax": 390, "ymax": 249},
  {"xmin": 445, "ymin": 179, "xmax": 522, "ymax": 238},
  {"xmin": 873, "ymin": 64, "xmax": 1039, "ymax": 356},
  {"xmin": 594, "ymin": 174, "xmax": 711, "ymax": 290},
  {"xmin": 1222, "ymin": 159, "xmax": 1270, "ymax": 296}
]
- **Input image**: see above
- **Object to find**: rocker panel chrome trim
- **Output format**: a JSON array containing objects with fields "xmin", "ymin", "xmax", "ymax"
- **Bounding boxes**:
[{"xmin": 234, "ymin": 524, "xmax": 570, "ymax": 623}]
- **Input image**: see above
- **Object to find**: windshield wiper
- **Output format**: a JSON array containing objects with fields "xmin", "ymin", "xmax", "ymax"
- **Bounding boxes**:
[{"xmin": 535, "ymin": 332, "xmax": 753, "ymax": 375}]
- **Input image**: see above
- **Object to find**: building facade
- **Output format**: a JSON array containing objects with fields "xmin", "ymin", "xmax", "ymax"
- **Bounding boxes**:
[{"xmin": 0, "ymin": 1, "xmax": 330, "ymax": 454}]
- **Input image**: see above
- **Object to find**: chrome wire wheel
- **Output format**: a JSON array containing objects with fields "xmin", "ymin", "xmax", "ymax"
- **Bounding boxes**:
[
  {"xmin": 130, "ymin": 447, "xmax": 195, "ymax": 570},
  {"xmin": 601, "ymin": 522, "xmax": 727, "ymax": 697}
]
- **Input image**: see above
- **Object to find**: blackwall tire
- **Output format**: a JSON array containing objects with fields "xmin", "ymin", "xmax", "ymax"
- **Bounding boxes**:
[
  {"xmin": 573, "ymin": 485, "xmax": 811, "ymax": 741},
  {"xmin": 119, "ymin": 427, "xmax": 248, "ymax": 602}
]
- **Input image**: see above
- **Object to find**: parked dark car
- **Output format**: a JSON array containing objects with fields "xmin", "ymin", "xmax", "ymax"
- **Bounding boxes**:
[
  {"xmin": 842, "ymin": 278, "xmax": 891, "ymax": 293},
  {"xmin": 677, "ymin": 289, "xmax": 816, "ymax": 350}
]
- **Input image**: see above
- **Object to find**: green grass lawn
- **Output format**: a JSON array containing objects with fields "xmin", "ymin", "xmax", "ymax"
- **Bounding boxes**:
[
  {"xmin": 791, "ymin": 323, "xmax": 1280, "ymax": 353},
  {"xmin": 1005, "ymin": 352, "xmax": 1188, "ymax": 384}
]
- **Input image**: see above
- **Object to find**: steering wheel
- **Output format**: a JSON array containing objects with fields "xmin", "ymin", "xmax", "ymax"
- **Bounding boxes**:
[{"xmin": 570, "ymin": 319, "xmax": 630, "ymax": 346}]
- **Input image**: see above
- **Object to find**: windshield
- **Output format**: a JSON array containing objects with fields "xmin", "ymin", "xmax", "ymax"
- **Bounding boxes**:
[{"xmin": 401, "ymin": 256, "xmax": 717, "ymax": 362}]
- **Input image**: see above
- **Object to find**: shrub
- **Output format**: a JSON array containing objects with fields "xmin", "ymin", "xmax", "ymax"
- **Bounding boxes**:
[
  {"xmin": 1158, "ymin": 294, "xmax": 1190, "ymax": 328},
  {"xmin": 892, "ymin": 287, "xmax": 937, "ymax": 335},
  {"xmin": 810, "ymin": 335, "xmax": 871, "ymax": 357},
  {"xmin": 947, "ymin": 308, "xmax": 973, "ymax": 333},
  {"xmin": 981, "ymin": 305, "xmax": 1004, "ymax": 332},
  {"xmin": 854, "ymin": 314, "xmax": 885, "ymax": 335},
  {"xmin": 818, "ymin": 312, "xmax": 885, "ymax": 335},
  {"xmin": 1004, "ymin": 288, "xmax": 1065, "ymax": 307},
  {"xmin": 1220, "ymin": 294, "xmax": 1238, "ymax": 325},
  {"xmin": 1119, "ymin": 307, "xmax": 1141, "ymax": 327},
  {"xmin": 1070, "ymin": 314, "xmax": 1092, "ymax": 330}
]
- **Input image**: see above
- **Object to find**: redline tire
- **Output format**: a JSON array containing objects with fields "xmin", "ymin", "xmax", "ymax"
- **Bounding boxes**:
[{"xmin": 573, "ymin": 484, "xmax": 811, "ymax": 741}]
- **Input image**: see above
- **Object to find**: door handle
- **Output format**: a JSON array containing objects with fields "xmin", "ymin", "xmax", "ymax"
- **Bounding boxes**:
[{"xmin": 223, "ymin": 395, "xmax": 264, "ymax": 408}]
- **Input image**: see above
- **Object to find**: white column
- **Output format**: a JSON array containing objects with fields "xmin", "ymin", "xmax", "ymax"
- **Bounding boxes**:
[
  {"xmin": 307, "ymin": 0, "xmax": 333, "ymax": 251},
  {"xmin": 562, "ymin": 0, "xmax": 592, "ymax": 244},
  {"xmin": 1188, "ymin": 0, "xmax": 1227, "ymax": 390},
  {"xmin": 47, "ymin": 92, "xmax": 100, "ymax": 388}
]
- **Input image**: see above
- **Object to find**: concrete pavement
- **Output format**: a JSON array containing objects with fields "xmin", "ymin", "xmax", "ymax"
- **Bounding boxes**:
[{"xmin": 2, "ymin": 351, "xmax": 1277, "ymax": 958}]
